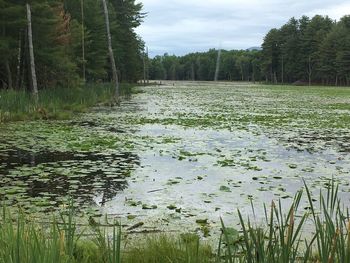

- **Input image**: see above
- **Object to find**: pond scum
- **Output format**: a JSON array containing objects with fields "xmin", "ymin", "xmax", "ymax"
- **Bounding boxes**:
[{"xmin": 1, "ymin": 180, "xmax": 350, "ymax": 262}]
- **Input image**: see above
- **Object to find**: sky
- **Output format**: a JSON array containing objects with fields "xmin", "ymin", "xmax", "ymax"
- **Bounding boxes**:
[{"xmin": 135, "ymin": 0, "xmax": 350, "ymax": 57}]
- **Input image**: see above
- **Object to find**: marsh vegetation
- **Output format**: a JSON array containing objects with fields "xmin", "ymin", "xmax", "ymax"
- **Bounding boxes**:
[{"xmin": 0, "ymin": 81, "xmax": 350, "ymax": 261}]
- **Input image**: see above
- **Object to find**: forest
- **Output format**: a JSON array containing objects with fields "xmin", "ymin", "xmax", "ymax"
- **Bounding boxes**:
[
  {"xmin": 149, "ymin": 15, "xmax": 350, "ymax": 86},
  {"xmin": 0, "ymin": 0, "xmax": 145, "ymax": 92}
]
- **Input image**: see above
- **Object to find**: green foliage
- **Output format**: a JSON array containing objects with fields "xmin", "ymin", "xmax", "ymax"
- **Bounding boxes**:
[
  {"xmin": 219, "ymin": 179, "xmax": 350, "ymax": 262},
  {"xmin": 63, "ymin": 0, "xmax": 145, "ymax": 83},
  {"xmin": 123, "ymin": 235, "xmax": 213, "ymax": 263},
  {"xmin": 0, "ymin": 0, "xmax": 144, "ymax": 91},
  {"xmin": 64, "ymin": 0, "xmax": 107, "ymax": 80},
  {"xmin": 0, "ymin": 204, "xmax": 122, "ymax": 263},
  {"xmin": 261, "ymin": 14, "xmax": 350, "ymax": 85},
  {"xmin": 0, "ymin": 83, "xmax": 133, "ymax": 122},
  {"xmin": 0, "ymin": 205, "xmax": 212, "ymax": 263},
  {"xmin": 111, "ymin": 0, "xmax": 145, "ymax": 83},
  {"xmin": 148, "ymin": 14, "xmax": 350, "ymax": 86},
  {"xmin": 148, "ymin": 49, "xmax": 262, "ymax": 82},
  {"xmin": 1, "ymin": 180, "xmax": 350, "ymax": 262}
]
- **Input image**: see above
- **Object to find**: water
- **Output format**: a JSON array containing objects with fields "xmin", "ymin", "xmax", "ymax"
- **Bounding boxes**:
[{"xmin": 0, "ymin": 81, "xmax": 349, "ymax": 237}]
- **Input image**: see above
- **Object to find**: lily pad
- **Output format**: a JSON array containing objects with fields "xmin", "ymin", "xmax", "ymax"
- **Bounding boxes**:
[{"xmin": 219, "ymin": 185, "xmax": 231, "ymax": 192}]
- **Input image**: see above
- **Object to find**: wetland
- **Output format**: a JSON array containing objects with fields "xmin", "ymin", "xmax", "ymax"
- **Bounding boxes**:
[{"xmin": 1, "ymin": 81, "xmax": 350, "ymax": 239}]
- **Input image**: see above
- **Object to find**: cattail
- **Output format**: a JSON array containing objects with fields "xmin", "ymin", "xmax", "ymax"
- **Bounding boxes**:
[
  {"xmin": 286, "ymin": 206, "xmax": 295, "ymax": 245},
  {"xmin": 347, "ymin": 221, "xmax": 350, "ymax": 256},
  {"xmin": 328, "ymin": 228, "xmax": 340, "ymax": 263},
  {"xmin": 59, "ymin": 230, "xmax": 65, "ymax": 256}
]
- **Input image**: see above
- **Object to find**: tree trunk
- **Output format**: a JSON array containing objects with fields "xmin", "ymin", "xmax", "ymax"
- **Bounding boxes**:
[
  {"xmin": 26, "ymin": 3, "xmax": 38, "ymax": 99},
  {"xmin": 5, "ymin": 60, "xmax": 12, "ymax": 90},
  {"xmin": 281, "ymin": 55, "xmax": 284, "ymax": 84},
  {"xmin": 101, "ymin": 0, "xmax": 119, "ymax": 101},
  {"xmin": 2, "ymin": 25, "xmax": 12, "ymax": 89},
  {"xmin": 146, "ymin": 46, "xmax": 149, "ymax": 84},
  {"xmin": 191, "ymin": 63, "xmax": 195, "ymax": 81},
  {"xmin": 81, "ymin": 0, "xmax": 86, "ymax": 82},
  {"xmin": 308, "ymin": 56, "xmax": 312, "ymax": 86},
  {"xmin": 15, "ymin": 31, "xmax": 23, "ymax": 90},
  {"xmin": 146, "ymin": 47, "xmax": 149, "ymax": 84},
  {"xmin": 214, "ymin": 49, "xmax": 221, "ymax": 81},
  {"xmin": 143, "ymin": 48, "xmax": 146, "ymax": 85}
]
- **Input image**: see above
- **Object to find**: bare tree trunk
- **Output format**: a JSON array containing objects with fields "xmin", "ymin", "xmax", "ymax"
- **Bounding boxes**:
[
  {"xmin": 5, "ymin": 60, "xmax": 12, "ymax": 90},
  {"xmin": 81, "ymin": 0, "xmax": 86, "ymax": 82},
  {"xmin": 143, "ymin": 47, "xmax": 146, "ymax": 85},
  {"xmin": 214, "ymin": 49, "xmax": 221, "ymax": 81},
  {"xmin": 26, "ymin": 3, "xmax": 38, "ymax": 99},
  {"xmin": 101, "ymin": 0, "xmax": 119, "ymax": 101},
  {"xmin": 281, "ymin": 55, "xmax": 284, "ymax": 84},
  {"xmin": 191, "ymin": 63, "xmax": 195, "ymax": 81},
  {"xmin": 2, "ymin": 24, "xmax": 12, "ymax": 89},
  {"xmin": 308, "ymin": 56, "xmax": 312, "ymax": 86},
  {"xmin": 146, "ymin": 46, "xmax": 149, "ymax": 84},
  {"xmin": 15, "ymin": 31, "xmax": 23, "ymax": 90},
  {"xmin": 270, "ymin": 69, "xmax": 273, "ymax": 83}
]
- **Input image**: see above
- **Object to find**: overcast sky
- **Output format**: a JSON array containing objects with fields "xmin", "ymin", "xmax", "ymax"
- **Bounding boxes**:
[{"xmin": 135, "ymin": 0, "xmax": 350, "ymax": 57}]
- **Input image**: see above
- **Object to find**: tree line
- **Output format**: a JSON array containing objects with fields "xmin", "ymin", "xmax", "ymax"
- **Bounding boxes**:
[
  {"xmin": 148, "ymin": 15, "xmax": 350, "ymax": 86},
  {"xmin": 0, "ymin": 0, "xmax": 145, "ymax": 94}
]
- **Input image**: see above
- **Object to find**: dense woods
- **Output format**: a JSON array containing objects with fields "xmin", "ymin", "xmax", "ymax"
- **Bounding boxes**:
[
  {"xmin": 149, "ymin": 14, "xmax": 350, "ymax": 86},
  {"xmin": 0, "ymin": 0, "xmax": 145, "ymax": 91}
]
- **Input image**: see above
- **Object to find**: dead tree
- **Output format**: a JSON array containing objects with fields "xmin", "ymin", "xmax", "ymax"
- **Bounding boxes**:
[
  {"xmin": 214, "ymin": 49, "xmax": 221, "ymax": 81},
  {"xmin": 101, "ymin": 0, "xmax": 119, "ymax": 101},
  {"xmin": 81, "ymin": 0, "xmax": 86, "ymax": 82},
  {"xmin": 26, "ymin": 3, "xmax": 38, "ymax": 99}
]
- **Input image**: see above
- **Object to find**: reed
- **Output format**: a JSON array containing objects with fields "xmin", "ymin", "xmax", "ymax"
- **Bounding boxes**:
[
  {"xmin": 1, "ymin": 180, "xmax": 349, "ymax": 262},
  {"xmin": 0, "ymin": 84, "xmax": 134, "ymax": 122},
  {"xmin": 219, "ymin": 179, "xmax": 350, "ymax": 262}
]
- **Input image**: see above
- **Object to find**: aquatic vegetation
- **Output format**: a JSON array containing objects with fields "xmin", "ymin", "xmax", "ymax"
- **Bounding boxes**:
[
  {"xmin": 0, "ymin": 204, "xmax": 213, "ymax": 263},
  {"xmin": 0, "ymin": 84, "xmax": 135, "ymax": 123},
  {"xmin": 219, "ymin": 179, "xmax": 350, "ymax": 263},
  {"xmin": 0, "ymin": 82, "xmax": 349, "ymax": 235},
  {"xmin": 0, "ymin": 180, "xmax": 349, "ymax": 262}
]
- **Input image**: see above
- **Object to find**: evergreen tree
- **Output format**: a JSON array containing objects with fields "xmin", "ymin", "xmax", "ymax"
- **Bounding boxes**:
[{"xmin": 0, "ymin": 0, "xmax": 145, "ymax": 91}]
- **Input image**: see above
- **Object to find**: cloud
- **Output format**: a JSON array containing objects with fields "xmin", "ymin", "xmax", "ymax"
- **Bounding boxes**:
[
  {"xmin": 307, "ymin": 2, "xmax": 350, "ymax": 20},
  {"xmin": 135, "ymin": 0, "xmax": 350, "ymax": 56}
]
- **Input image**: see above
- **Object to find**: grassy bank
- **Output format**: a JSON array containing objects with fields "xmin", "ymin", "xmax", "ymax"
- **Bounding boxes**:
[
  {"xmin": 0, "ymin": 84, "xmax": 135, "ymax": 123},
  {"xmin": 1, "ymin": 181, "xmax": 349, "ymax": 262},
  {"xmin": 0, "ymin": 207, "xmax": 212, "ymax": 263}
]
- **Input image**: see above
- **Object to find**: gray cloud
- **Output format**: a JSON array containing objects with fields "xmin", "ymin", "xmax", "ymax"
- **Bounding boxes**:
[{"xmin": 135, "ymin": 0, "xmax": 350, "ymax": 56}]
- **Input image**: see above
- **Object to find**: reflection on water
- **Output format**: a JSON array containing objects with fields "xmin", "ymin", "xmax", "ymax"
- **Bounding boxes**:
[{"xmin": 0, "ymin": 148, "xmax": 140, "ymax": 209}]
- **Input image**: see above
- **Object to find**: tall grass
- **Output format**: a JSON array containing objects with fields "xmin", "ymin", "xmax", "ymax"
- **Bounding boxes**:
[
  {"xmin": 0, "ymin": 204, "xmax": 125, "ymax": 263},
  {"xmin": 0, "ymin": 84, "xmax": 134, "ymax": 122},
  {"xmin": 0, "ymin": 205, "xmax": 212, "ymax": 263},
  {"xmin": 123, "ymin": 234, "xmax": 212, "ymax": 263},
  {"xmin": 219, "ymin": 179, "xmax": 350, "ymax": 262},
  {"xmin": 1, "ymin": 180, "xmax": 349, "ymax": 262}
]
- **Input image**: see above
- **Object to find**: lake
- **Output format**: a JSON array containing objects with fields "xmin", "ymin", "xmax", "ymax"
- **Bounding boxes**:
[{"xmin": 1, "ymin": 81, "xmax": 350, "ymax": 238}]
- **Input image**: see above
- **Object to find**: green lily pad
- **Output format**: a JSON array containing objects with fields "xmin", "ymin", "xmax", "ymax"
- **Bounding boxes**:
[
  {"xmin": 167, "ymin": 204, "xmax": 177, "ymax": 210},
  {"xmin": 219, "ymin": 185, "xmax": 231, "ymax": 192}
]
